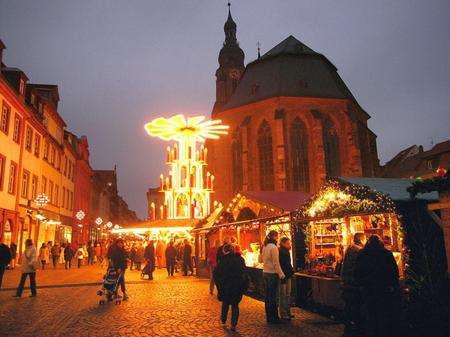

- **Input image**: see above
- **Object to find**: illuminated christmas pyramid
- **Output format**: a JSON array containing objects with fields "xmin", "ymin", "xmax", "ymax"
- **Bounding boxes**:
[{"xmin": 145, "ymin": 114, "xmax": 228, "ymax": 219}]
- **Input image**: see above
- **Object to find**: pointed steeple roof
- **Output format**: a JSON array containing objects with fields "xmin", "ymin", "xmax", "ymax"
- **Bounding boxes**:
[
  {"xmin": 224, "ymin": 2, "xmax": 236, "ymax": 31},
  {"xmin": 261, "ymin": 35, "xmax": 317, "ymax": 59}
]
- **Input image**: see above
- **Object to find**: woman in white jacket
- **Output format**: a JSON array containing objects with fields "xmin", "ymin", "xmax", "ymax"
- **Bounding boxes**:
[{"xmin": 14, "ymin": 239, "xmax": 38, "ymax": 297}]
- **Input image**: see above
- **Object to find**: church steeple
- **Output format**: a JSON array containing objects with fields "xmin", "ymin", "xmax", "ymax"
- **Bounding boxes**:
[{"xmin": 213, "ymin": 2, "xmax": 245, "ymax": 114}]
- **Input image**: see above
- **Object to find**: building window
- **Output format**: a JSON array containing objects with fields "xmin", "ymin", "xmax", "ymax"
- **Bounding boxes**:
[
  {"xmin": 0, "ymin": 154, "xmax": 5, "ymax": 191},
  {"xmin": 21, "ymin": 170, "xmax": 30, "ymax": 199},
  {"xmin": 34, "ymin": 134, "xmax": 41, "ymax": 157},
  {"xmin": 257, "ymin": 120, "xmax": 274, "ymax": 190},
  {"xmin": 56, "ymin": 152, "xmax": 61, "ymax": 170},
  {"xmin": 231, "ymin": 129, "xmax": 243, "ymax": 192},
  {"xmin": 25, "ymin": 126, "xmax": 33, "ymax": 152},
  {"xmin": 41, "ymin": 176, "xmax": 47, "ymax": 194},
  {"xmin": 31, "ymin": 93, "xmax": 36, "ymax": 107},
  {"xmin": 50, "ymin": 145, "xmax": 55, "ymax": 165},
  {"xmin": 31, "ymin": 175, "xmax": 38, "ymax": 199},
  {"xmin": 13, "ymin": 114, "xmax": 21, "ymax": 143},
  {"xmin": 19, "ymin": 79, "xmax": 25, "ymax": 95},
  {"xmin": 49, "ymin": 180, "xmax": 54, "ymax": 204},
  {"xmin": 63, "ymin": 156, "xmax": 67, "ymax": 176},
  {"xmin": 290, "ymin": 118, "xmax": 310, "ymax": 192},
  {"xmin": 43, "ymin": 140, "xmax": 49, "ymax": 160},
  {"xmin": 8, "ymin": 161, "xmax": 18, "ymax": 194},
  {"xmin": 62, "ymin": 187, "xmax": 66, "ymax": 208},
  {"xmin": 322, "ymin": 117, "xmax": 340, "ymax": 178},
  {"xmin": 54, "ymin": 185, "xmax": 59, "ymax": 207},
  {"xmin": 1, "ymin": 101, "xmax": 11, "ymax": 134}
]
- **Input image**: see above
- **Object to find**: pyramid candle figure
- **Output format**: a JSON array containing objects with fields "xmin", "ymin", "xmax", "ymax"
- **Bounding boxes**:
[{"xmin": 145, "ymin": 114, "xmax": 229, "ymax": 219}]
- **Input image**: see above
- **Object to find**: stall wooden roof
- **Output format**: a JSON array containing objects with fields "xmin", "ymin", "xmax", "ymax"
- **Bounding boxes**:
[{"xmin": 240, "ymin": 191, "xmax": 311, "ymax": 212}]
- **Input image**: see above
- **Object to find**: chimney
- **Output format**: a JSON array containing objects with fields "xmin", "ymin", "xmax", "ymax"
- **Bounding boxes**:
[{"xmin": 0, "ymin": 39, "xmax": 5, "ymax": 69}]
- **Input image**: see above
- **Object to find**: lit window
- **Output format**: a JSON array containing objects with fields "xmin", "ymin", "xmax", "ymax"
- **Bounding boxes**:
[
  {"xmin": 0, "ymin": 154, "xmax": 5, "ymax": 191},
  {"xmin": 21, "ymin": 170, "xmax": 30, "ymax": 199},
  {"xmin": 13, "ymin": 114, "xmax": 21, "ymax": 143},
  {"xmin": 31, "ymin": 175, "xmax": 38, "ymax": 199},
  {"xmin": 34, "ymin": 134, "xmax": 41, "ymax": 157}
]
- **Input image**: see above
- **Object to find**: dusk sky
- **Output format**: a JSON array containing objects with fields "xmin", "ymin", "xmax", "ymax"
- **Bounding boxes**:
[{"xmin": 1, "ymin": 0, "xmax": 449, "ymax": 218}]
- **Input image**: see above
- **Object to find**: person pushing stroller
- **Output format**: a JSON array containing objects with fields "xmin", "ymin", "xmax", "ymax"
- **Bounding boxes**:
[{"xmin": 107, "ymin": 238, "xmax": 129, "ymax": 301}]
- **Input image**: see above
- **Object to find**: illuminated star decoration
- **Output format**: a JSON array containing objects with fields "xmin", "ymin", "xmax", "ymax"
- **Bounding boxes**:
[{"xmin": 144, "ymin": 114, "xmax": 229, "ymax": 142}]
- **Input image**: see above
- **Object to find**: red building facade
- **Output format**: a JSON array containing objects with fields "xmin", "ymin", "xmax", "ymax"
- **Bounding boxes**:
[
  {"xmin": 71, "ymin": 133, "xmax": 92, "ymax": 244},
  {"xmin": 208, "ymin": 9, "xmax": 379, "ymax": 204}
]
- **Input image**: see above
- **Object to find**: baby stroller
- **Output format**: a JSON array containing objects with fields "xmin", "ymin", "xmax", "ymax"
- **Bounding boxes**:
[
  {"xmin": 141, "ymin": 260, "xmax": 154, "ymax": 280},
  {"xmin": 97, "ymin": 265, "xmax": 123, "ymax": 305}
]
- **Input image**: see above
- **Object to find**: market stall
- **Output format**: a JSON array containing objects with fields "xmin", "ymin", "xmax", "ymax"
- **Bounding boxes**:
[
  {"xmin": 201, "ymin": 191, "xmax": 310, "ymax": 299},
  {"xmin": 292, "ymin": 178, "xmax": 438, "ymax": 312}
]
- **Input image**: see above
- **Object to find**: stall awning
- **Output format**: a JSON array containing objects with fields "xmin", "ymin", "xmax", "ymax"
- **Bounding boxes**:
[
  {"xmin": 121, "ymin": 218, "xmax": 199, "ymax": 229},
  {"xmin": 192, "ymin": 206, "xmax": 224, "ymax": 233},
  {"xmin": 241, "ymin": 191, "xmax": 311, "ymax": 212}
]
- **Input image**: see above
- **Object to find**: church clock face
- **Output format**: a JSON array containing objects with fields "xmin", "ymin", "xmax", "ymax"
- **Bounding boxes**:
[{"xmin": 229, "ymin": 69, "xmax": 241, "ymax": 80}]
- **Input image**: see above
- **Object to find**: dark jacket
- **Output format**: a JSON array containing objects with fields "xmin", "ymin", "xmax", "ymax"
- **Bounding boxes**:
[
  {"xmin": 279, "ymin": 247, "xmax": 294, "ymax": 279},
  {"xmin": 182, "ymin": 243, "xmax": 192, "ymax": 262},
  {"xmin": 134, "ymin": 246, "xmax": 145, "ymax": 263},
  {"xmin": 0, "ymin": 243, "xmax": 12, "ymax": 266},
  {"xmin": 354, "ymin": 244, "xmax": 399, "ymax": 295},
  {"xmin": 214, "ymin": 253, "xmax": 247, "ymax": 305},
  {"xmin": 165, "ymin": 245, "xmax": 177, "ymax": 261},
  {"xmin": 64, "ymin": 246, "xmax": 74, "ymax": 260},
  {"xmin": 108, "ymin": 244, "xmax": 128, "ymax": 270},
  {"xmin": 341, "ymin": 244, "xmax": 362, "ymax": 286},
  {"xmin": 144, "ymin": 244, "xmax": 155, "ymax": 263}
]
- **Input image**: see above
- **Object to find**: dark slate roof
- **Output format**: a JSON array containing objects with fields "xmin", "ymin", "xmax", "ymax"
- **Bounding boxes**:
[
  {"xmin": 339, "ymin": 177, "xmax": 438, "ymax": 201},
  {"xmin": 223, "ymin": 35, "xmax": 367, "ymax": 114}
]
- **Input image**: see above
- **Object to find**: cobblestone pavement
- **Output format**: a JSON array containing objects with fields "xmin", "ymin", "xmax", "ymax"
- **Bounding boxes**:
[{"xmin": 0, "ymin": 266, "xmax": 343, "ymax": 337}]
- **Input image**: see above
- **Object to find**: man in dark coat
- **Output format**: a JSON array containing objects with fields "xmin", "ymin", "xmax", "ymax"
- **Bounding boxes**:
[
  {"xmin": 354, "ymin": 235, "xmax": 400, "ymax": 337},
  {"xmin": 279, "ymin": 237, "xmax": 294, "ymax": 320},
  {"xmin": 107, "ymin": 238, "xmax": 129, "ymax": 300},
  {"xmin": 214, "ymin": 244, "xmax": 247, "ymax": 332},
  {"xmin": 165, "ymin": 241, "xmax": 177, "ymax": 277},
  {"xmin": 64, "ymin": 243, "xmax": 74, "ymax": 269},
  {"xmin": 341, "ymin": 233, "xmax": 366, "ymax": 335},
  {"xmin": 143, "ymin": 240, "xmax": 155, "ymax": 280},
  {"xmin": 182, "ymin": 239, "xmax": 193, "ymax": 276},
  {"xmin": 0, "ymin": 241, "xmax": 12, "ymax": 289}
]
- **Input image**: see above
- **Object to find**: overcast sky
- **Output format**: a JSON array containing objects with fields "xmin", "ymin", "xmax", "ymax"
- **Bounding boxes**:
[{"xmin": 1, "ymin": 0, "xmax": 449, "ymax": 218}]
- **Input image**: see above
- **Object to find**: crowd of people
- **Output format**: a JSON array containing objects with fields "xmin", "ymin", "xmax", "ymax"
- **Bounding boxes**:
[{"xmin": 0, "ymin": 230, "xmax": 401, "ymax": 336}]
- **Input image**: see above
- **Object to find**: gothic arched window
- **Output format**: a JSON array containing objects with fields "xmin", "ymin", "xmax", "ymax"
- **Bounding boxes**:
[
  {"xmin": 231, "ymin": 129, "xmax": 243, "ymax": 192},
  {"xmin": 290, "ymin": 118, "xmax": 310, "ymax": 191},
  {"xmin": 322, "ymin": 118, "xmax": 340, "ymax": 178},
  {"xmin": 257, "ymin": 121, "xmax": 274, "ymax": 190}
]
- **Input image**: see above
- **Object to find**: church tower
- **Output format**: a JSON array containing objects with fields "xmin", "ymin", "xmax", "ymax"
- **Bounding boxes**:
[{"xmin": 212, "ymin": 3, "xmax": 245, "ymax": 114}]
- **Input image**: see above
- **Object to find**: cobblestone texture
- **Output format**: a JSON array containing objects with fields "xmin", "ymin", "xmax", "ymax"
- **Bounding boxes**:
[{"xmin": 0, "ymin": 266, "xmax": 342, "ymax": 337}]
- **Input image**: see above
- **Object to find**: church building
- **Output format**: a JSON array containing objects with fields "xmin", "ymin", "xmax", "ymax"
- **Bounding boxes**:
[{"xmin": 208, "ymin": 6, "xmax": 380, "ymax": 204}]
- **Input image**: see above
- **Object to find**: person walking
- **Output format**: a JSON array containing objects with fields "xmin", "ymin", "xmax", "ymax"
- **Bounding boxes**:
[
  {"xmin": 279, "ymin": 237, "xmax": 294, "ymax": 321},
  {"xmin": 165, "ymin": 241, "xmax": 177, "ymax": 277},
  {"xmin": 354, "ymin": 235, "xmax": 400, "ymax": 337},
  {"xmin": 207, "ymin": 240, "xmax": 220, "ymax": 295},
  {"xmin": 108, "ymin": 238, "xmax": 129, "ymax": 300},
  {"xmin": 216, "ymin": 237, "xmax": 230, "ymax": 265},
  {"xmin": 261, "ymin": 230, "xmax": 285, "ymax": 324},
  {"xmin": 0, "ymin": 239, "xmax": 12, "ymax": 289},
  {"xmin": 87, "ymin": 242, "xmax": 95, "ymax": 265},
  {"xmin": 64, "ymin": 243, "xmax": 74, "ymax": 269},
  {"xmin": 76, "ymin": 246, "xmax": 85, "ymax": 268},
  {"xmin": 39, "ymin": 243, "xmax": 50, "ymax": 270},
  {"xmin": 182, "ymin": 239, "xmax": 193, "ymax": 276},
  {"xmin": 144, "ymin": 240, "xmax": 156, "ymax": 280},
  {"xmin": 14, "ymin": 239, "xmax": 38, "ymax": 298},
  {"xmin": 156, "ymin": 240, "xmax": 166, "ymax": 269},
  {"xmin": 9, "ymin": 242, "xmax": 17, "ymax": 269},
  {"xmin": 129, "ymin": 244, "xmax": 137, "ymax": 271},
  {"xmin": 95, "ymin": 243, "xmax": 102, "ymax": 265},
  {"xmin": 341, "ymin": 233, "xmax": 366, "ymax": 336},
  {"xmin": 50, "ymin": 243, "xmax": 61, "ymax": 268},
  {"xmin": 134, "ymin": 243, "xmax": 144, "ymax": 271},
  {"xmin": 214, "ymin": 244, "xmax": 248, "ymax": 332}
]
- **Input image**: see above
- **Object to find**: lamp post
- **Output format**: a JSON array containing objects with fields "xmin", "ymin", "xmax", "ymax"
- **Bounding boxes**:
[
  {"xmin": 75, "ymin": 210, "xmax": 86, "ymax": 244},
  {"xmin": 34, "ymin": 193, "xmax": 49, "ymax": 248}
]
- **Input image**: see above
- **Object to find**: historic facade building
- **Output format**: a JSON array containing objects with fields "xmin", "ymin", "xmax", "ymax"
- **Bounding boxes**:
[{"xmin": 208, "ymin": 8, "xmax": 380, "ymax": 204}]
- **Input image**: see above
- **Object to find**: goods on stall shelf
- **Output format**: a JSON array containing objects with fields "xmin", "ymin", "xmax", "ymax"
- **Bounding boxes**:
[{"xmin": 296, "ymin": 180, "xmax": 405, "ymax": 278}]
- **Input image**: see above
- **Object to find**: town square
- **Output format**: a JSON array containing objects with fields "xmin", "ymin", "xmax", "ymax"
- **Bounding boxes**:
[{"xmin": 0, "ymin": 1, "xmax": 449, "ymax": 337}]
